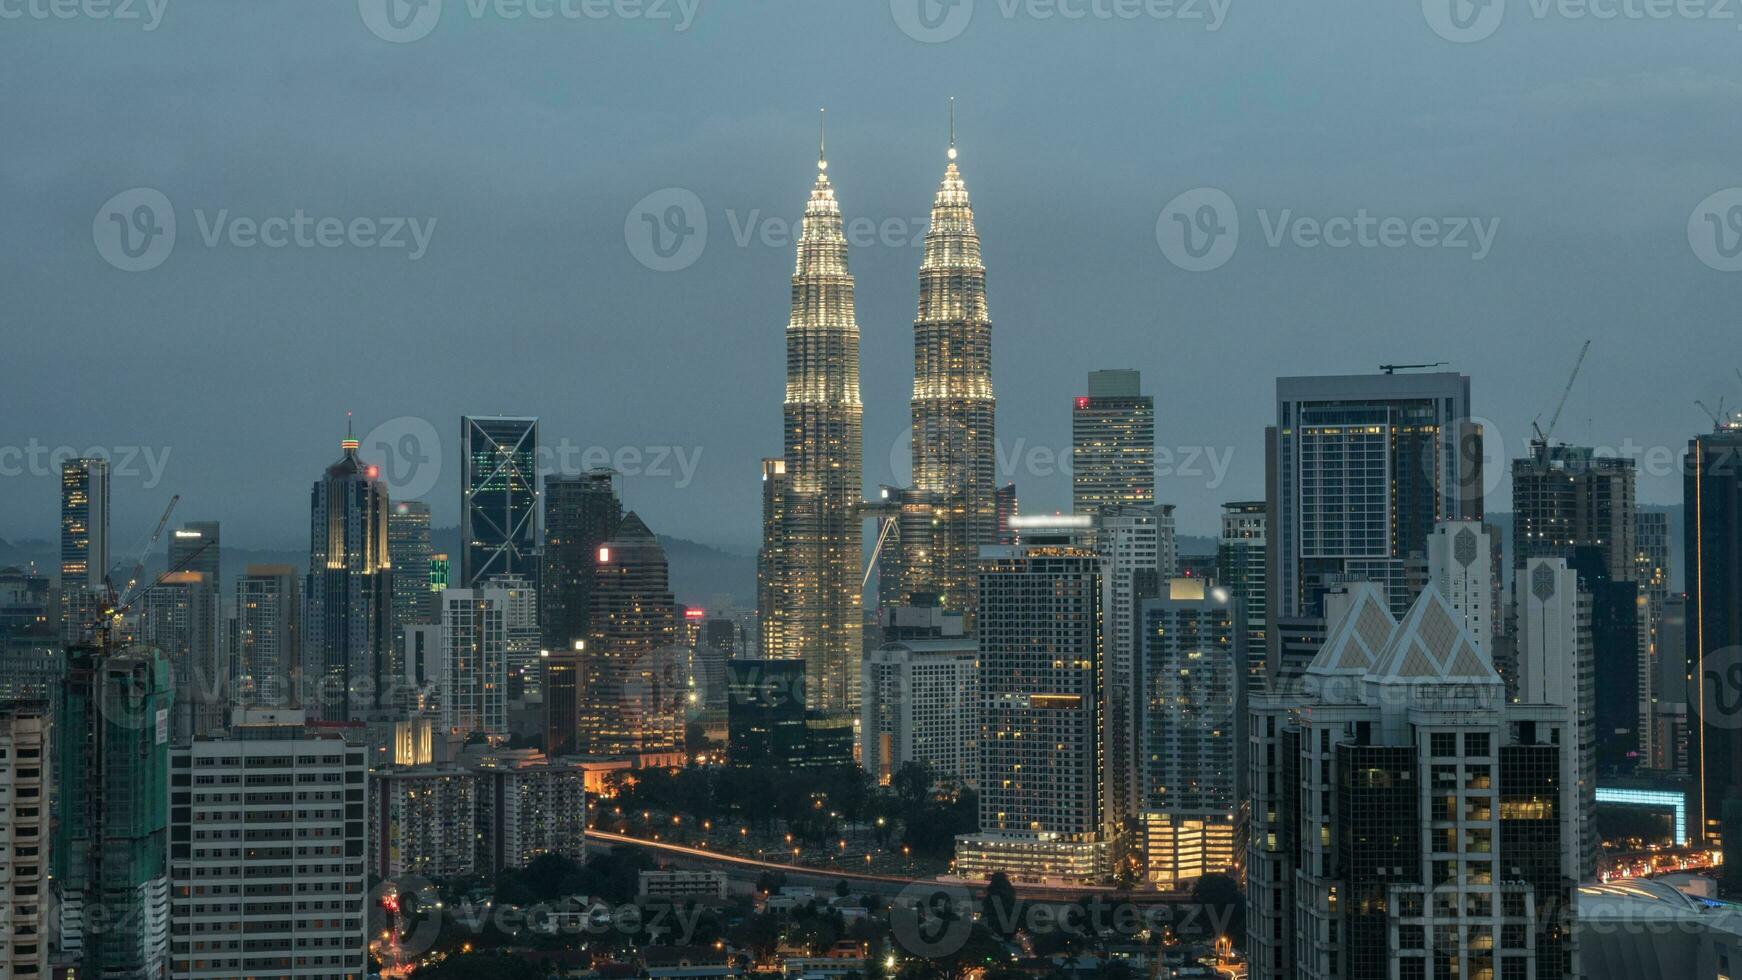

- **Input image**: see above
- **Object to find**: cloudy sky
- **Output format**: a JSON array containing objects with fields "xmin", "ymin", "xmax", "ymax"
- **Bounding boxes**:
[{"xmin": 3, "ymin": 0, "xmax": 1740, "ymax": 553}]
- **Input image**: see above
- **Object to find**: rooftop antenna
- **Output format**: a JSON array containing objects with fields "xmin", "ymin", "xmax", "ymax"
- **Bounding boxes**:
[
  {"xmin": 818, "ymin": 107, "xmax": 826, "ymax": 171},
  {"xmin": 948, "ymin": 97, "xmax": 957, "ymax": 161}
]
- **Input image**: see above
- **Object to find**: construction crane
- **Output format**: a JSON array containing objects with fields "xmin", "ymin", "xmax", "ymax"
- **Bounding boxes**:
[
  {"xmin": 1379, "ymin": 362, "xmax": 1447, "ymax": 375},
  {"xmin": 1530, "ymin": 340, "xmax": 1591, "ymax": 449},
  {"xmin": 84, "ymin": 535, "xmax": 214, "ymax": 655},
  {"xmin": 106, "ymin": 493, "xmax": 180, "ymax": 606},
  {"xmin": 1697, "ymin": 398, "xmax": 1730, "ymax": 431}
]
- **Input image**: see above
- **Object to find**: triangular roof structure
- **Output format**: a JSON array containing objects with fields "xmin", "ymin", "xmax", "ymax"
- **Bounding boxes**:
[
  {"xmin": 1366, "ymin": 582, "xmax": 1501, "ymax": 687},
  {"xmin": 1305, "ymin": 583, "xmax": 1397, "ymax": 680}
]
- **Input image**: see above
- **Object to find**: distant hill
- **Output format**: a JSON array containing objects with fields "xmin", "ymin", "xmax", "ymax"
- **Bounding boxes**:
[
  {"xmin": 0, "ymin": 529, "xmax": 757, "ymax": 611},
  {"xmin": 0, "ymin": 506, "xmax": 1686, "ymax": 609}
]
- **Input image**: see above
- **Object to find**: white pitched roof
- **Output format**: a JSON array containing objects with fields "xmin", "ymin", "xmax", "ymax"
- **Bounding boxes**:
[{"xmin": 1366, "ymin": 583, "xmax": 1501, "ymax": 686}]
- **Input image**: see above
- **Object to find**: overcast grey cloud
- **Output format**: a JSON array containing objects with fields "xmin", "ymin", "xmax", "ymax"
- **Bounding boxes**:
[{"xmin": 3, "ymin": 0, "xmax": 1740, "ymax": 553}]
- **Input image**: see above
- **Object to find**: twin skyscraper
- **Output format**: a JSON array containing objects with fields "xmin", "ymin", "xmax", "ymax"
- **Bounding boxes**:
[{"xmin": 758, "ymin": 105, "xmax": 997, "ymax": 715}]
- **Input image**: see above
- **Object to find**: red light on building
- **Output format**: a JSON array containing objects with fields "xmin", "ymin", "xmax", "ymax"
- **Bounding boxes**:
[
  {"xmin": 365, "ymin": 465, "xmax": 379, "ymax": 479},
  {"xmin": 684, "ymin": 608, "xmax": 706, "ymax": 619},
  {"xmin": 1075, "ymin": 397, "xmax": 1091, "ymax": 409}
]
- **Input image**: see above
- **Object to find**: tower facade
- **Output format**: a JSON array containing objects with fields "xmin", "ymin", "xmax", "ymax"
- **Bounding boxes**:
[
  {"xmin": 1139, "ymin": 579, "xmax": 1241, "ymax": 890},
  {"xmin": 1270, "ymin": 372, "xmax": 1482, "ymax": 623},
  {"xmin": 905, "ymin": 131, "xmax": 996, "ymax": 630},
  {"xmin": 234, "ymin": 564, "xmax": 300, "ymax": 709},
  {"xmin": 60, "ymin": 456, "xmax": 110, "ymax": 588},
  {"xmin": 461, "ymin": 415, "xmax": 540, "ymax": 589},
  {"xmin": 1072, "ymin": 369, "xmax": 1156, "ymax": 516},
  {"xmin": 760, "ymin": 142, "xmax": 864, "ymax": 715},
  {"xmin": 389, "ymin": 500, "xmax": 435, "ymax": 646},
  {"xmin": 581, "ymin": 513, "xmax": 684, "ymax": 763},
  {"xmin": 1685, "ymin": 419, "xmax": 1742, "ymax": 886},
  {"xmin": 303, "ymin": 427, "xmax": 393, "ymax": 722},
  {"xmin": 955, "ymin": 522, "xmax": 1108, "ymax": 883},
  {"xmin": 541, "ymin": 468, "xmax": 621, "ymax": 653},
  {"xmin": 1218, "ymin": 500, "xmax": 1269, "ymax": 692}
]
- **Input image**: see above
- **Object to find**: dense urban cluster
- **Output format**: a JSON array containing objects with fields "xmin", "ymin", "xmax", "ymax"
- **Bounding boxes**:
[{"xmin": 7, "ymin": 133, "xmax": 1742, "ymax": 980}]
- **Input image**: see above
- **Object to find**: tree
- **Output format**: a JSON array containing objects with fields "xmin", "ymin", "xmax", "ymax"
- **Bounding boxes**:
[
  {"xmin": 1190, "ymin": 873, "xmax": 1246, "ymax": 947},
  {"xmin": 981, "ymin": 872, "xmax": 1018, "ymax": 937},
  {"xmin": 835, "ymin": 878, "xmax": 851, "ymax": 898}
]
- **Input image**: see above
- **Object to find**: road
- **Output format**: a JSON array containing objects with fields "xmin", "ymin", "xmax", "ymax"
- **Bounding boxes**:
[{"xmin": 585, "ymin": 830, "xmax": 1194, "ymax": 905}]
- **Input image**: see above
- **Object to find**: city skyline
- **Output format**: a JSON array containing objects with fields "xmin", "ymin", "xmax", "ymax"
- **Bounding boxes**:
[{"xmin": 7, "ymin": 5, "xmax": 1741, "ymax": 551}]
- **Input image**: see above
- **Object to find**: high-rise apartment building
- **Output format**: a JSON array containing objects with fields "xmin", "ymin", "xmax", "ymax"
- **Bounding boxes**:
[
  {"xmin": 1269, "ymin": 372, "xmax": 1482, "ymax": 628},
  {"xmin": 234, "ymin": 564, "xmax": 301, "ymax": 709},
  {"xmin": 1635, "ymin": 510, "xmax": 1671, "ymax": 767},
  {"xmin": 0, "ymin": 702, "xmax": 49, "ymax": 979},
  {"xmin": 388, "ymin": 500, "xmax": 435, "ymax": 647},
  {"xmin": 860, "ymin": 633, "xmax": 978, "ymax": 788},
  {"xmin": 758, "ymin": 143, "xmax": 864, "ymax": 716},
  {"xmin": 1096, "ymin": 508, "xmax": 1169, "ymax": 838},
  {"xmin": 1685, "ymin": 419, "xmax": 1742, "ymax": 888},
  {"xmin": 469, "ymin": 749, "xmax": 589, "ymax": 876},
  {"xmin": 168, "ymin": 711, "xmax": 367, "ymax": 979},
  {"xmin": 1248, "ymin": 582, "xmax": 1579, "ymax": 980},
  {"xmin": 303, "ymin": 426, "xmax": 393, "ymax": 722},
  {"xmin": 56, "ymin": 647, "xmax": 173, "ymax": 979},
  {"xmin": 1518, "ymin": 557, "xmax": 1598, "ymax": 882},
  {"xmin": 370, "ymin": 766, "xmax": 478, "ymax": 881},
  {"xmin": 61, "ymin": 456, "xmax": 110, "ymax": 588},
  {"xmin": 900, "ymin": 130, "xmax": 997, "ymax": 631},
  {"xmin": 144, "ymin": 570, "xmax": 224, "ymax": 740},
  {"xmin": 580, "ymin": 513, "xmax": 684, "ymax": 764},
  {"xmin": 541, "ymin": 468, "xmax": 621, "ymax": 652},
  {"xmin": 1139, "ymin": 579, "xmax": 1241, "ymax": 891},
  {"xmin": 955, "ymin": 522, "xmax": 1107, "ymax": 883},
  {"xmin": 1513, "ymin": 443, "xmax": 1637, "ymax": 581},
  {"xmin": 1218, "ymin": 500, "xmax": 1269, "ymax": 692},
  {"xmin": 437, "ymin": 586, "xmax": 508, "ymax": 740},
  {"xmin": 756, "ymin": 458, "xmax": 793, "ymax": 659},
  {"xmin": 461, "ymin": 415, "xmax": 540, "ymax": 589},
  {"xmin": 1072, "ymin": 369, "xmax": 1156, "ymax": 516}
]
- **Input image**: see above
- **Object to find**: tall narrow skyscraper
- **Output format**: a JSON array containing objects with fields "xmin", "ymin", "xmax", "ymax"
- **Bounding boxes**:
[
  {"xmin": 304, "ymin": 424, "xmax": 393, "ymax": 722},
  {"xmin": 1685, "ymin": 416, "xmax": 1742, "ymax": 888},
  {"xmin": 234, "ymin": 564, "xmax": 300, "ymax": 709},
  {"xmin": 389, "ymin": 500, "xmax": 435, "ymax": 646},
  {"xmin": 1072, "ymin": 369, "xmax": 1156, "ymax": 516},
  {"xmin": 955, "ymin": 520, "xmax": 1108, "ymax": 884},
  {"xmin": 60, "ymin": 456, "xmax": 110, "ymax": 588},
  {"xmin": 759, "ymin": 128, "xmax": 864, "ymax": 714},
  {"xmin": 582, "ymin": 512, "xmax": 684, "ymax": 764},
  {"xmin": 461, "ymin": 415, "xmax": 540, "ymax": 589},
  {"xmin": 1217, "ymin": 500, "xmax": 1268, "ymax": 690},
  {"xmin": 541, "ymin": 468, "xmax": 621, "ymax": 652},
  {"xmin": 905, "ymin": 113, "xmax": 996, "ymax": 629}
]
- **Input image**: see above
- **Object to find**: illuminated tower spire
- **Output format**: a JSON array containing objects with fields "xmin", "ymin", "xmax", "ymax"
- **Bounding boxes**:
[
  {"xmin": 759, "ymin": 114, "xmax": 864, "ymax": 714},
  {"xmin": 904, "ymin": 99, "xmax": 996, "ymax": 629}
]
